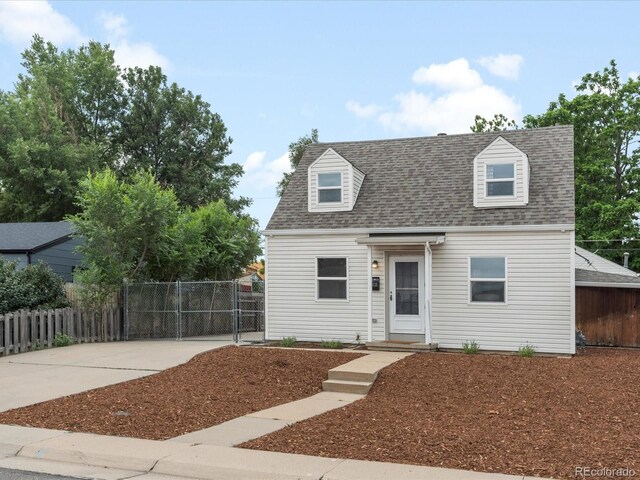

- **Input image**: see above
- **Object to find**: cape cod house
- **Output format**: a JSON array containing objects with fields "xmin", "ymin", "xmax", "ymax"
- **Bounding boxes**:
[{"xmin": 264, "ymin": 126, "xmax": 576, "ymax": 354}]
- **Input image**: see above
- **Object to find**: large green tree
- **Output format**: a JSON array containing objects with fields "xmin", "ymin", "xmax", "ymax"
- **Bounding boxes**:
[
  {"xmin": 0, "ymin": 37, "xmax": 121, "ymax": 220},
  {"xmin": 0, "ymin": 36, "xmax": 246, "ymax": 221},
  {"xmin": 523, "ymin": 60, "xmax": 640, "ymax": 268},
  {"xmin": 277, "ymin": 128, "xmax": 318, "ymax": 197},
  {"xmin": 117, "ymin": 67, "xmax": 247, "ymax": 212}
]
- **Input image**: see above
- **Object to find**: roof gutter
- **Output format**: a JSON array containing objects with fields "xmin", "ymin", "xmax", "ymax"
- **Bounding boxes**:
[
  {"xmin": 263, "ymin": 224, "xmax": 575, "ymax": 236},
  {"xmin": 575, "ymin": 281, "xmax": 640, "ymax": 289}
]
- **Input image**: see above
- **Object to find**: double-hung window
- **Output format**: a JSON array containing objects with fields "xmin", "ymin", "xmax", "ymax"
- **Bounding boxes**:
[
  {"xmin": 317, "ymin": 257, "xmax": 348, "ymax": 300},
  {"xmin": 317, "ymin": 172, "xmax": 342, "ymax": 203},
  {"xmin": 486, "ymin": 163, "xmax": 515, "ymax": 197},
  {"xmin": 469, "ymin": 257, "xmax": 507, "ymax": 303}
]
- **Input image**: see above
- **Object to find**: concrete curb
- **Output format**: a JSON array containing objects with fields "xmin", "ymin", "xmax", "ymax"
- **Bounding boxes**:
[{"xmin": 0, "ymin": 425, "xmax": 546, "ymax": 480}]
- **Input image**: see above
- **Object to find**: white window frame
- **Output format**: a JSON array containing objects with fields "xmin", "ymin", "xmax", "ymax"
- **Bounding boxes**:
[
  {"xmin": 315, "ymin": 256, "xmax": 349, "ymax": 301},
  {"xmin": 485, "ymin": 163, "xmax": 516, "ymax": 199},
  {"xmin": 317, "ymin": 172, "xmax": 342, "ymax": 204},
  {"xmin": 468, "ymin": 256, "xmax": 508, "ymax": 305}
]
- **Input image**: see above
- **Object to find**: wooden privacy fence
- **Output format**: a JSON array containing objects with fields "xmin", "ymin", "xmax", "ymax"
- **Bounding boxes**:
[
  {"xmin": 576, "ymin": 286, "xmax": 640, "ymax": 348},
  {"xmin": 0, "ymin": 307, "xmax": 122, "ymax": 356}
]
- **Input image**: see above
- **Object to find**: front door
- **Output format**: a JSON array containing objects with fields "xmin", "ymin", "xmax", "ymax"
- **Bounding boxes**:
[{"xmin": 389, "ymin": 255, "xmax": 425, "ymax": 334}]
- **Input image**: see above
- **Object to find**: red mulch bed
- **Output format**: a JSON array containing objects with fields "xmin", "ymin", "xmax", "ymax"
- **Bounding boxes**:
[
  {"xmin": 242, "ymin": 348, "xmax": 640, "ymax": 479},
  {"xmin": 0, "ymin": 346, "xmax": 361, "ymax": 440}
]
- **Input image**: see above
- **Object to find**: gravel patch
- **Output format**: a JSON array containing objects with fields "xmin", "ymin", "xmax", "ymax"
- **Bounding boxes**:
[
  {"xmin": 242, "ymin": 348, "xmax": 640, "ymax": 479},
  {"xmin": 0, "ymin": 346, "xmax": 361, "ymax": 440}
]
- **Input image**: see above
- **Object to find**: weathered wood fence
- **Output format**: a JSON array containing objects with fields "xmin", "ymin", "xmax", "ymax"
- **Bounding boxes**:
[
  {"xmin": 0, "ymin": 307, "xmax": 122, "ymax": 356},
  {"xmin": 576, "ymin": 286, "xmax": 640, "ymax": 348}
]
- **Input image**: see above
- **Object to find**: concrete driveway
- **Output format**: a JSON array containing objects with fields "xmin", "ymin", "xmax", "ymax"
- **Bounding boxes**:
[{"xmin": 0, "ymin": 341, "xmax": 232, "ymax": 412}]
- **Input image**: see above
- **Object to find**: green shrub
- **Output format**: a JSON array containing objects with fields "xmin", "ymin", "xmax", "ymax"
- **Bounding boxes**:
[
  {"xmin": 280, "ymin": 336, "xmax": 297, "ymax": 347},
  {"xmin": 53, "ymin": 332, "xmax": 74, "ymax": 347},
  {"xmin": 0, "ymin": 258, "xmax": 69, "ymax": 314},
  {"xmin": 518, "ymin": 344, "xmax": 537, "ymax": 357},
  {"xmin": 320, "ymin": 340, "xmax": 342, "ymax": 349},
  {"xmin": 462, "ymin": 340, "xmax": 479, "ymax": 354}
]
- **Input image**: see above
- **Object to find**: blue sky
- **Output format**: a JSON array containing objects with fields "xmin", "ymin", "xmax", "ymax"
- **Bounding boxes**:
[{"xmin": 0, "ymin": 1, "xmax": 638, "ymax": 229}]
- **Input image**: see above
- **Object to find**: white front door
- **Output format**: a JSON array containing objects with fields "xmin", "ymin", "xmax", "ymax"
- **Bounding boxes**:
[{"xmin": 389, "ymin": 255, "xmax": 425, "ymax": 334}]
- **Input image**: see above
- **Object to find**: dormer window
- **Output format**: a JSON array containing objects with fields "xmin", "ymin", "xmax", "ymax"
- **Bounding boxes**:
[
  {"xmin": 317, "ymin": 172, "xmax": 342, "ymax": 203},
  {"xmin": 308, "ymin": 148, "xmax": 365, "ymax": 212},
  {"xmin": 486, "ymin": 163, "xmax": 515, "ymax": 197},
  {"xmin": 473, "ymin": 137, "xmax": 529, "ymax": 208}
]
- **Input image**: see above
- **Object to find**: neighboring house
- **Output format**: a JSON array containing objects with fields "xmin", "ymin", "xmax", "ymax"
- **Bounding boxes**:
[
  {"xmin": 574, "ymin": 246, "xmax": 640, "ymax": 348},
  {"xmin": 574, "ymin": 245, "xmax": 640, "ymax": 287},
  {"xmin": 0, "ymin": 222, "xmax": 82, "ymax": 282},
  {"xmin": 238, "ymin": 262, "xmax": 265, "ymax": 292},
  {"xmin": 265, "ymin": 126, "xmax": 577, "ymax": 354}
]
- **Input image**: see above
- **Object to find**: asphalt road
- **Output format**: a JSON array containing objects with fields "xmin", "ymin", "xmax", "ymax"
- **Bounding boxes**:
[{"xmin": 0, "ymin": 468, "xmax": 79, "ymax": 480}]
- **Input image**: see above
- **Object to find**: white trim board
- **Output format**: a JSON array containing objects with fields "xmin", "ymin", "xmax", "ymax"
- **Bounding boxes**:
[{"xmin": 264, "ymin": 224, "xmax": 575, "ymax": 236}]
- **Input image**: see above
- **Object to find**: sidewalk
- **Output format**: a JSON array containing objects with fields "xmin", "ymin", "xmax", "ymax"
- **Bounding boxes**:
[{"xmin": 0, "ymin": 425, "xmax": 536, "ymax": 480}]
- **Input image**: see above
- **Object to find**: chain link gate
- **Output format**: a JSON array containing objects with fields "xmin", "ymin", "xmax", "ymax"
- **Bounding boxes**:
[{"xmin": 124, "ymin": 280, "xmax": 264, "ymax": 342}]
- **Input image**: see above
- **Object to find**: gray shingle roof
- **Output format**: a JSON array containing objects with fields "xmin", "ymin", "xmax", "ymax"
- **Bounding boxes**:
[
  {"xmin": 267, "ymin": 126, "xmax": 574, "ymax": 231},
  {"xmin": 576, "ymin": 268, "xmax": 640, "ymax": 286},
  {"xmin": 0, "ymin": 222, "xmax": 74, "ymax": 251}
]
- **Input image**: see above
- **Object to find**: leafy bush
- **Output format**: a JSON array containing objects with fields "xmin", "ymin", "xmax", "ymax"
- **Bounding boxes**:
[
  {"xmin": 0, "ymin": 258, "xmax": 69, "ymax": 314},
  {"xmin": 462, "ymin": 340, "xmax": 479, "ymax": 354},
  {"xmin": 320, "ymin": 340, "xmax": 342, "ymax": 349},
  {"xmin": 280, "ymin": 336, "xmax": 297, "ymax": 347},
  {"xmin": 518, "ymin": 344, "xmax": 537, "ymax": 357},
  {"xmin": 53, "ymin": 332, "xmax": 74, "ymax": 347}
]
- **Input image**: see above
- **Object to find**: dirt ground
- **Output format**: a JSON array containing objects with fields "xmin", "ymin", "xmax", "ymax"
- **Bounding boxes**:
[
  {"xmin": 242, "ymin": 348, "xmax": 640, "ymax": 480},
  {"xmin": 0, "ymin": 346, "xmax": 361, "ymax": 440}
]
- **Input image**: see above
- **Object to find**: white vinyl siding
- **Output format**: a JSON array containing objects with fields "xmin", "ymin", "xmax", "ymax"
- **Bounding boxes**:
[
  {"xmin": 308, "ymin": 148, "xmax": 365, "ymax": 212},
  {"xmin": 431, "ymin": 230, "xmax": 573, "ymax": 354},
  {"xmin": 352, "ymin": 166, "xmax": 365, "ymax": 200},
  {"xmin": 265, "ymin": 234, "xmax": 368, "ymax": 343},
  {"xmin": 474, "ymin": 137, "xmax": 529, "ymax": 208},
  {"xmin": 265, "ymin": 229, "xmax": 574, "ymax": 353}
]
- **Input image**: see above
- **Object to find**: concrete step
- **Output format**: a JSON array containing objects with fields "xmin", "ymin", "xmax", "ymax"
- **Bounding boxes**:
[
  {"xmin": 328, "ymin": 369, "xmax": 378, "ymax": 383},
  {"xmin": 322, "ymin": 379, "xmax": 372, "ymax": 395},
  {"xmin": 366, "ymin": 341, "xmax": 438, "ymax": 352}
]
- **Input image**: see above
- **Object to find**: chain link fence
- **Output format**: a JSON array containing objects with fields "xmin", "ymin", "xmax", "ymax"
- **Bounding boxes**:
[{"xmin": 124, "ymin": 280, "xmax": 264, "ymax": 342}]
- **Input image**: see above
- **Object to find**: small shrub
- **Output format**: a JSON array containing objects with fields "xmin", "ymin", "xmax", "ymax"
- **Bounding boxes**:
[
  {"xmin": 320, "ymin": 340, "xmax": 342, "ymax": 349},
  {"xmin": 462, "ymin": 340, "xmax": 479, "ymax": 354},
  {"xmin": 280, "ymin": 336, "xmax": 297, "ymax": 347},
  {"xmin": 33, "ymin": 339, "xmax": 42, "ymax": 351},
  {"xmin": 518, "ymin": 344, "xmax": 537, "ymax": 357},
  {"xmin": 53, "ymin": 332, "xmax": 74, "ymax": 347}
]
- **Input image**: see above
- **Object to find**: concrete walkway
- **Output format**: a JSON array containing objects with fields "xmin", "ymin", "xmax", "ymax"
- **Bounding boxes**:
[
  {"xmin": 0, "ymin": 341, "xmax": 231, "ymax": 412},
  {"xmin": 0, "ymin": 425, "xmax": 542, "ymax": 480},
  {"xmin": 170, "ymin": 350, "xmax": 411, "ymax": 447}
]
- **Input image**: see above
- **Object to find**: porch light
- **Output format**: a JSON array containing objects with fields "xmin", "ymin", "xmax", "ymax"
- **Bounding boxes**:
[{"xmin": 372, "ymin": 260, "xmax": 379, "ymax": 269}]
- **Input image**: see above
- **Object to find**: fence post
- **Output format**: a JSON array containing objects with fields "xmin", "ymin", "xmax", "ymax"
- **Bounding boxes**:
[
  {"xmin": 123, "ymin": 279, "xmax": 129, "ymax": 341},
  {"xmin": 232, "ymin": 280, "xmax": 239, "ymax": 343},
  {"xmin": 176, "ymin": 280, "xmax": 182, "ymax": 341}
]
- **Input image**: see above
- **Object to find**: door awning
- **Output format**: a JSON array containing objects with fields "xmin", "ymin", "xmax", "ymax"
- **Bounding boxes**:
[{"xmin": 355, "ymin": 235, "xmax": 445, "ymax": 246}]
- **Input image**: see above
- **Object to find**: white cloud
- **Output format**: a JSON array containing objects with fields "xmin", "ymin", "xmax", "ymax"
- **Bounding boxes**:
[
  {"xmin": 349, "ymin": 58, "xmax": 521, "ymax": 135},
  {"xmin": 243, "ymin": 151, "xmax": 266, "ymax": 173},
  {"xmin": 242, "ymin": 151, "xmax": 291, "ymax": 190},
  {"xmin": 477, "ymin": 54, "xmax": 524, "ymax": 80},
  {"xmin": 99, "ymin": 11, "xmax": 170, "ymax": 70},
  {"xmin": 346, "ymin": 100, "xmax": 382, "ymax": 118},
  {"xmin": 629, "ymin": 71, "xmax": 639, "ymax": 79},
  {"xmin": 412, "ymin": 58, "xmax": 483, "ymax": 90},
  {"xmin": 0, "ymin": 0, "xmax": 85, "ymax": 47}
]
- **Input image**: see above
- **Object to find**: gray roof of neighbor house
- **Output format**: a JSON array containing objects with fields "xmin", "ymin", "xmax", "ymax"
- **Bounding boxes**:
[
  {"xmin": 267, "ymin": 125, "xmax": 574, "ymax": 231},
  {"xmin": 0, "ymin": 222, "xmax": 74, "ymax": 252},
  {"xmin": 575, "ymin": 268, "xmax": 640, "ymax": 287}
]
